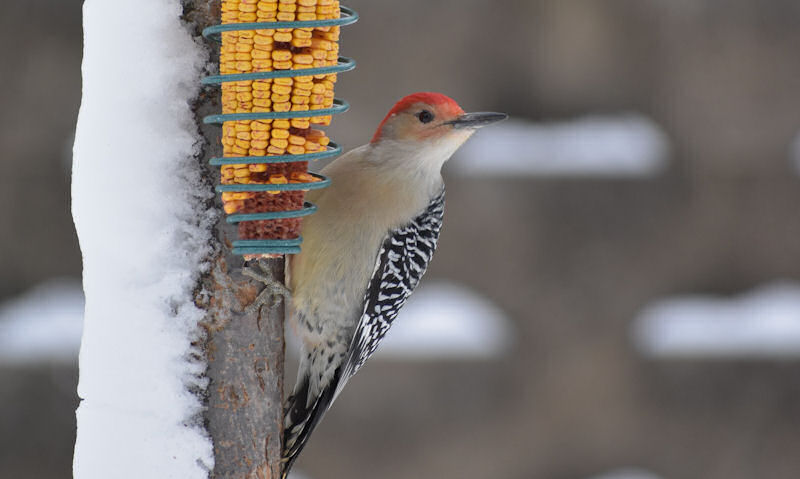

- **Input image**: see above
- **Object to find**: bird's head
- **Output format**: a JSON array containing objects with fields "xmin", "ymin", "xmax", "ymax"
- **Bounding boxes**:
[{"xmin": 370, "ymin": 92, "xmax": 507, "ymax": 159}]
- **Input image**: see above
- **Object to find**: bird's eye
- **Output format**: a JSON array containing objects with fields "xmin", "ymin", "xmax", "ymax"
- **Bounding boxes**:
[{"xmin": 417, "ymin": 110, "xmax": 434, "ymax": 124}]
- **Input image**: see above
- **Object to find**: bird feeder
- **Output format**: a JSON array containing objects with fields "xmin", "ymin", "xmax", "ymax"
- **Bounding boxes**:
[{"xmin": 202, "ymin": 0, "xmax": 358, "ymax": 256}]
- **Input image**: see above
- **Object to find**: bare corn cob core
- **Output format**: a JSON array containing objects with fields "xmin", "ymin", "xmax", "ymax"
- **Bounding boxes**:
[{"xmin": 220, "ymin": 0, "xmax": 339, "ymax": 241}]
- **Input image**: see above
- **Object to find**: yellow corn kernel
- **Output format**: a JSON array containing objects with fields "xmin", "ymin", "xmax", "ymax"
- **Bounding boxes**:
[
  {"xmin": 253, "ymin": 34, "xmax": 273, "ymax": 46},
  {"xmin": 292, "ymin": 38, "xmax": 313, "ymax": 48},
  {"xmin": 257, "ymin": 11, "xmax": 278, "ymax": 21},
  {"xmin": 273, "ymin": 31, "xmax": 293, "ymax": 42},
  {"xmin": 271, "ymin": 128, "xmax": 290, "ymax": 139},
  {"xmin": 312, "ymin": 38, "xmax": 331, "ymax": 52},
  {"xmin": 224, "ymin": 203, "xmax": 239, "ymax": 214},
  {"xmin": 270, "ymin": 138, "xmax": 289, "ymax": 149},
  {"xmin": 271, "ymin": 83, "xmax": 292, "ymax": 95},
  {"xmin": 251, "ymin": 129, "xmax": 270, "ymax": 140},
  {"xmin": 294, "ymin": 29, "xmax": 313, "ymax": 39},
  {"xmin": 290, "ymin": 172, "xmax": 318, "ymax": 182},
  {"xmin": 287, "ymin": 145, "xmax": 306, "ymax": 155},
  {"xmin": 272, "ymin": 49, "xmax": 292, "ymax": 61},
  {"xmin": 252, "ymin": 59, "xmax": 273, "ymax": 70},
  {"xmin": 294, "ymin": 53, "xmax": 315, "ymax": 64},
  {"xmin": 291, "ymin": 118, "xmax": 310, "ymax": 129},
  {"xmin": 257, "ymin": 3, "xmax": 277, "ymax": 12},
  {"xmin": 269, "ymin": 174, "xmax": 288, "ymax": 183}
]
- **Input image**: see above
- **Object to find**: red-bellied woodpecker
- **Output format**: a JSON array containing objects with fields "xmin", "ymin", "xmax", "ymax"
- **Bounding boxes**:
[{"xmin": 281, "ymin": 92, "xmax": 506, "ymax": 476}]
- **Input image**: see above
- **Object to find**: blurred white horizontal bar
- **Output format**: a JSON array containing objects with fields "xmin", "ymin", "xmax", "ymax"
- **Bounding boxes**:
[
  {"xmin": 377, "ymin": 281, "xmax": 513, "ymax": 360},
  {"xmin": 453, "ymin": 115, "xmax": 669, "ymax": 178},
  {"xmin": 0, "ymin": 279, "xmax": 84, "ymax": 364},
  {"xmin": 632, "ymin": 281, "xmax": 800, "ymax": 359}
]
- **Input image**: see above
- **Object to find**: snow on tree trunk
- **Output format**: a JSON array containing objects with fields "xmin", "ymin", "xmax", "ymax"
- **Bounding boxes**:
[{"xmin": 72, "ymin": 0, "xmax": 215, "ymax": 477}]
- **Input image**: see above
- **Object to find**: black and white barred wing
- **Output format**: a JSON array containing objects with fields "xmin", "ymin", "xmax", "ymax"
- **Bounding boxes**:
[{"xmin": 336, "ymin": 189, "xmax": 445, "ymax": 392}]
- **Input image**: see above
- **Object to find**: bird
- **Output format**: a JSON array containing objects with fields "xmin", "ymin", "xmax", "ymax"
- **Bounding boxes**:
[{"xmin": 280, "ymin": 92, "xmax": 506, "ymax": 477}]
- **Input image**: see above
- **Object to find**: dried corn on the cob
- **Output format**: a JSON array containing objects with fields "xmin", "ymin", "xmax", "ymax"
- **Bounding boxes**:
[{"xmin": 219, "ymin": 0, "xmax": 341, "ymax": 242}]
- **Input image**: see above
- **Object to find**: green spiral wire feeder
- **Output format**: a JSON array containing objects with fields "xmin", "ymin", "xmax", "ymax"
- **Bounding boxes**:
[{"xmin": 202, "ymin": 5, "xmax": 358, "ymax": 256}]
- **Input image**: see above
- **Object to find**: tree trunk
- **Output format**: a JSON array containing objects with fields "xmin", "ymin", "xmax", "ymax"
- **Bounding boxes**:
[
  {"xmin": 202, "ymin": 258, "xmax": 286, "ymax": 479},
  {"xmin": 183, "ymin": 2, "xmax": 285, "ymax": 478}
]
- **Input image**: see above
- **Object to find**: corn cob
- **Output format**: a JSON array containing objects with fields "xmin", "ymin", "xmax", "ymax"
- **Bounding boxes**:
[{"xmin": 219, "ymin": 0, "xmax": 339, "ymax": 241}]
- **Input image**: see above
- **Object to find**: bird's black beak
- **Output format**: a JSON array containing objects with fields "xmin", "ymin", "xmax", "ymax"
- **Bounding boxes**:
[{"xmin": 447, "ymin": 111, "xmax": 508, "ymax": 129}]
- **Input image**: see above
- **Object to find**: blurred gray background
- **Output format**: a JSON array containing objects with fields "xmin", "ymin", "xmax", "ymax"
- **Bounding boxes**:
[{"xmin": 2, "ymin": 1, "xmax": 800, "ymax": 478}]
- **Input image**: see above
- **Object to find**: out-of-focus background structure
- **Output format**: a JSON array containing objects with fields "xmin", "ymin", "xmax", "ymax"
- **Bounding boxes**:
[{"xmin": 2, "ymin": 1, "xmax": 800, "ymax": 478}]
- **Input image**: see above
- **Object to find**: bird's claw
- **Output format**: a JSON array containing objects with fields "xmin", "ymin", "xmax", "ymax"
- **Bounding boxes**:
[{"xmin": 242, "ymin": 259, "xmax": 291, "ymax": 315}]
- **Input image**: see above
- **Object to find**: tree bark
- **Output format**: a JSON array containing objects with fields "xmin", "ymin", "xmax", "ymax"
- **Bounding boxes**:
[
  {"xmin": 202, "ymin": 258, "xmax": 286, "ymax": 479},
  {"xmin": 183, "ymin": 2, "xmax": 285, "ymax": 478}
]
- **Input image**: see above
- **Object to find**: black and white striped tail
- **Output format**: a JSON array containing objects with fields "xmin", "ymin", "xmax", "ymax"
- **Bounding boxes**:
[{"xmin": 281, "ymin": 369, "xmax": 341, "ymax": 479}]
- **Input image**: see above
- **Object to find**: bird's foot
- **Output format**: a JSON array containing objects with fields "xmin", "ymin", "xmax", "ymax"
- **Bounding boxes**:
[{"xmin": 242, "ymin": 259, "xmax": 291, "ymax": 314}]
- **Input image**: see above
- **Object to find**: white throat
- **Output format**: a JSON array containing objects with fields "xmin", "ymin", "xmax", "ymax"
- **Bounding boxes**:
[{"xmin": 369, "ymin": 133, "xmax": 470, "ymax": 194}]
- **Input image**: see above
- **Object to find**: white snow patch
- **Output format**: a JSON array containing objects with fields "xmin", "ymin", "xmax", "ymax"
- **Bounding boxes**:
[
  {"xmin": 376, "ymin": 281, "xmax": 513, "ymax": 359},
  {"xmin": 0, "ymin": 279, "xmax": 84, "ymax": 364},
  {"xmin": 453, "ymin": 115, "xmax": 669, "ymax": 177},
  {"xmin": 586, "ymin": 468, "xmax": 664, "ymax": 479},
  {"xmin": 71, "ymin": 0, "xmax": 215, "ymax": 477},
  {"xmin": 633, "ymin": 282, "xmax": 800, "ymax": 359}
]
